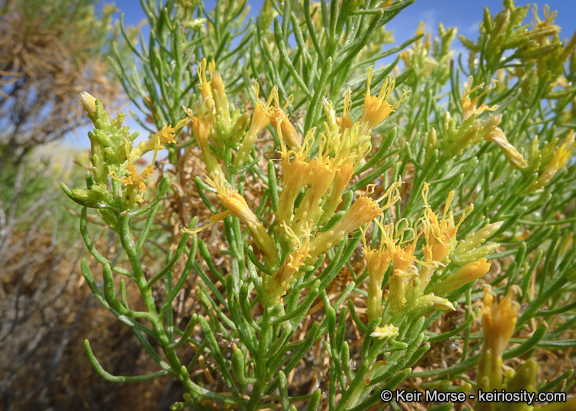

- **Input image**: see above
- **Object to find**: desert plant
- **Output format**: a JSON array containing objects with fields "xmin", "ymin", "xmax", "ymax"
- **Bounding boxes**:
[{"xmin": 63, "ymin": 0, "xmax": 576, "ymax": 410}]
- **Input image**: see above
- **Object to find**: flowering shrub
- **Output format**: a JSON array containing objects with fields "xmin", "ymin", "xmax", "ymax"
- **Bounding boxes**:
[{"xmin": 63, "ymin": 0, "xmax": 576, "ymax": 409}]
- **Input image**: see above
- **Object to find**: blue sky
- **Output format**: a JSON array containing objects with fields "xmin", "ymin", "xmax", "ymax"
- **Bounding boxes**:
[
  {"xmin": 112, "ymin": 0, "xmax": 576, "ymax": 43},
  {"xmin": 68, "ymin": 0, "xmax": 575, "ymax": 148}
]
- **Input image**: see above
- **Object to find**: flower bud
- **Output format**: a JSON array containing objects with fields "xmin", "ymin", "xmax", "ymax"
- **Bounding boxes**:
[
  {"xmin": 485, "ymin": 128, "xmax": 527, "ymax": 169},
  {"xmin": 197, "ymin": 58, "xmax": 215, "ymax": 109},
  {"xmin": 455, "ymin": 243, "xmax": 501, "ymax": 265},
  {"xmin": 429, "ymin": 258, "xmax": 491, "ymax": 296},
  {"xmin": 370, "ymin": 324, "xmax": 399, "ymax": 340},
  {"xmin": 234, "ymin": 83, "xmax": 273, "ymax": 169},
  {"xmin": 364, "ymin": 239, "xmax": 392, "ymax": 323},
  {"xmin": 61, "ymin": 183, "xmax": 111, "ymax": 208},
  {"xmin": 415, "ymin": 293, "xmax": 455, "ymax": 311},
  {"xmin": 452, "ymin": 221, "xmax": 502, "ymax": 265},
  {"xmin": 189, "ymin": 114, "xmax": 223, "ymax": 179},
  {"xmin": 389, "ymin": 274, "xmax": 407, "ymax": 311},
  {"xmin": 211, "ymin": 71, "xmax": 231, "ymax": 125},
  {"xmin": 461, "ymin": 222, "xmax": 502, "ymax": 253},
  {"xmin": 425, "ymin": 128, "xmax": 437, "ymax": 162},
  {"xmin": 79, "ymin": 91, "xmax": 97, "ymax": 119}
]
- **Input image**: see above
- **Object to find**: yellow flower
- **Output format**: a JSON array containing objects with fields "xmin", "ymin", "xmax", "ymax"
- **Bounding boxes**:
[
  {"xmin": 235, "ymin": 82, "xmax": 274, "ymax": 169},
  {"xmin": 319, "ymin": 162, "xmax": 355, "ymax": 224},
  {"xmin": 291, "ymin": 155, "xmax": 336, "ymax": 234},
  {"xmin": 530, "ymin": 130, "xmax": 576, "ymax": 191},
  {"xmin": 110, "ymin": 162, "xmax": 153, "ymax": 204},
  {"xmin": 109, "ymin": 118, "xmax": 188, "ymax": 206},
  {"xmin": 207, "ymin": 174, "xmax": 277, "ymax": 264},
  {"xmin": 362, "ymin": 221, "xmax": 393, "ymax": 323},
  {"xmin": 269, "ymin": 87, "xmax": 301, "ymax": 149},
  {"xmin": 485, "ymin": 127, "xmax": 527, "ymax": 169},
  {"xmin": 321, "ymin": 99, "xmax": 372, "ymax": 165},
  {"xmin": 276, "ymin": 129, "xmax": 316, "ymax": 225},
  {"xmin": 477, "ymin": 289, "xmax": 520, "ymax": 392},
  {"xmin": 482, "ymin": 290, "xmax": 520, "ymax": 356},
  {"xmin": 264, "ymin": 223, "xmax": 311, "ymax": 305},
  {"xmin": 444, "ymin": 78, "xmax": 502, "ymax": 156},
  {"xmin": 186, "ymin": 108, "xmax": 224, "ymax": 179},
  {"xmin": 370, "ymin": 324, "xmax": 399, "ymax": 340},
  {"xmin": 210, "ymin": 70, "xmax": 231, "ymax": 123},
  {"xmin": 323, "ymin": 97, "xmax": 339, "ymax": 132},
  {"xmin": 309, "ymin": 182, "xmax": 401, "ymax": 260},
  {"xmin": 360, "ymin": 67, "xmax": 409, "ymax": 133},
  {"xmin": 197, "ymin": 58, "xmax": 216, "ymax": 109},
  {"xmin": 188, "ymin": 110, "xmax": 211, "ymax": 150},
  {"xmin": 315, "ymin": 102, "xmax": 372, "ymax": 224},
  {"xmin": 387, "ymin": 220, "xmax": 421, "ymax": 275},
  {"xmin": 290, "ymin": 122, "xmax": 367, "ymax": 233},
  {"xmin": 129, "ymin": 119, "xmax": 188, "ymax": 165},
  {"xmin": 414, "ymin": 20, "xmax": 430, "ymax": 49},
  {"xmin": 460, "ymin": 77, "xmax": 498, "ymax": 120},
  {"xmin": 338, "ymin": 88, "xmax": 354, "ymax": 133},
  {"xmin": 325, "ymin": 89, "xmax": 355, "ymax": 135},
  {"xmin": 377, "ymin": 219, "xmax": 420, "ymax": 311},
  {"xmin": 531, "ymin": 4, "xmax": 560, "ymax": 37},
  {"xmin": 251, "ymin": 91, "xmax": 273, "ymax": 134},
  {"xmin": 421, "ymin": 183, "xmax": 473, "ymax": 268}
]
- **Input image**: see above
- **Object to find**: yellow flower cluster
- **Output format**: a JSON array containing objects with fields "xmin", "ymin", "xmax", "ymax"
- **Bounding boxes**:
[
  {"xmin": 264, "ymin": 223, "xmax": 311, "ymax": 305},
  {"xmin": 486, "ymin": 127, "xmax": 575, "ymax": 192},
  {"xmin": 78, "ymin": 91, "xmax": 188, "ymax": 208},
  {"xmin": 421, "ymin": 183, "xmax": 473, "ymax": 267},
  {"xmin": 529, "ymin": 131, "xmax": 576, "ymax": 191},
  {"xmin": 362, "ymin": 184, "xmax": 496, "ymax": 325},
  {"xmin": 360, "ymin": 67, "xmax": 409, "ymax": 134},
  {"xmin": 362, "ymin": 218, "xmax": 418, "ymax": 321},
  {"xmin": 185, "ymin": 61, "xmax": 410, "ymax": 306},
  {"xmin": 443, "ymin": 77, "xmax": 502, "ymax": 156},
  {"xmin": 114, "ymin": 120, "xmax": 188, "ymax": 205},
  {"xmin": 264, "ymin": 107, "xmax": 403, "ymax": 304}
]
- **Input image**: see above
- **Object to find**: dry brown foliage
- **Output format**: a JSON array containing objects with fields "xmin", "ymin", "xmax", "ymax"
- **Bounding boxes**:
[{"xmin": 0, "ymin": 0, "xmax": 123, "ymax": 165}]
